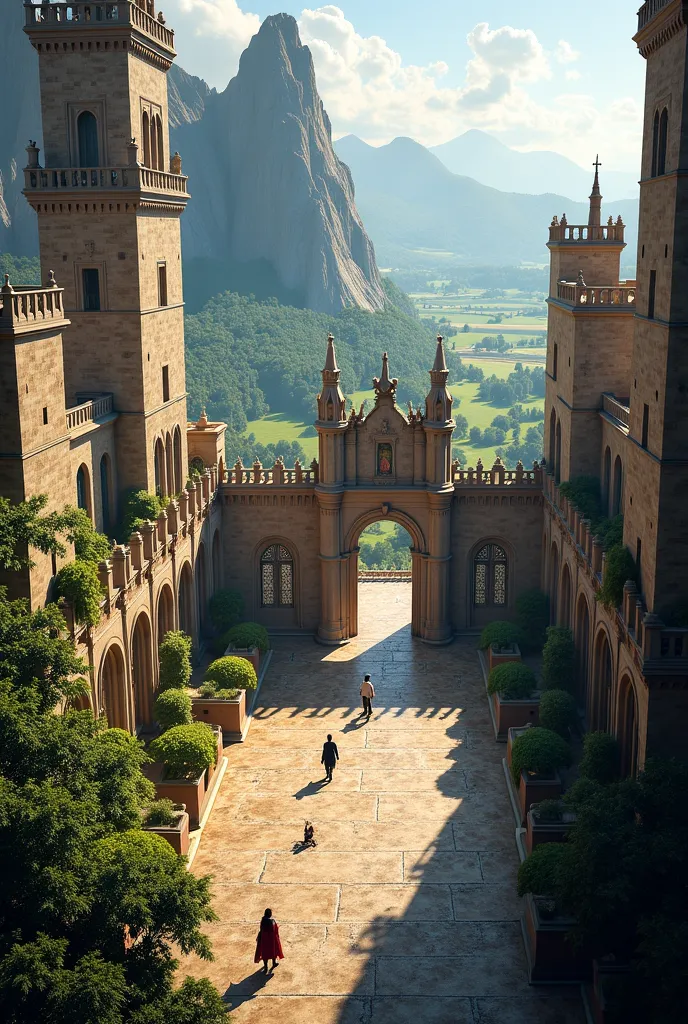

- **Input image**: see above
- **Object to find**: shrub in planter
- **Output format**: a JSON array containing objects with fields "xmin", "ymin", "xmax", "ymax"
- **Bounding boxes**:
[
  {"xmin": 479, "ymin": 621, "xmax": 524, "ymax": 652},
  {"xmin": 515, "ymin": 589, "xmax": 550, "ymax": 652},
  {"xmin": 144, "ymin": 798, "xmax": 179, "ymax": 827},
  {"xmin": 209, "ymin": 588, "xmax": 244, "ymax": 633},
  {"xmin": 149, "ymin": 722, "xmax": 217, "ymax": 779},
  {"xmin": 154, "ymin": 689, "xmax": 192, "ymax": 729},
  {"xmin": 120, "ymin": 488, "xmax": 163, "ymax": 540},
  {"xmin": 158, "ymin": 630, "xmax": 192, "ymax": 691},
  {"xmin": 541, "ymin": 626, "xmax": 576, "ymax": 692},
  {"xmin": 511, "ymin": 726, "xmax": 572, "ymax": 787},
  {"xmin": 517, "ymin": 841, "xmax": 567, "ymax": 898},
  {"xmin": 598, "ymin": 544, "xmax": 638, "ymax": 611},
  {"xmin": 199, "ymin": 681, "xmax": 240, "ymax": 700},
  {"xmin": 54, "ymin": 559, "xmax": 103, "ymax": 626},
  {"xmin": 205, "ymin": 655, "xmax": 257, "ymax": 691},
  {"xmin": 226, "ymin": 622, "xmax": 270, "ymax": 654},
  {"xmin": 539, "ymin": 689, "xmax": 577, "ymax": 737},
  {"xmin": 487, "ymin": 662, "xmax": 537, "ymax": 700},
  {"xmin": 563, "ymin": 776, "xmax": 604, "ymax": 810},
  {"xmin": 579, "ymin": 731, "xmax": 620, "ymax": 784},
  {"xmin": 531, "ymin": 799, "xmax": 565, "ymax": 823}
]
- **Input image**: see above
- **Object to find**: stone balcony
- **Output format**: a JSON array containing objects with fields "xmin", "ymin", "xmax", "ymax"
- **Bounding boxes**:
[
  {"xmin": 548, "ymin": 219, "xmax": 626, "ymax": 244},
  {"xmin": 66, "ymin": 392, "xmax": 114, "ymax": 433},
  {"xmin": 556, "ymin": 282, "xmax": 636, "ymax": 308},
  {"xmin": 601, "ymin": 393, "xmax": 630, "ymax": 433},
  {"xmin": 637, "ymin": 0, "xmax": 674, "ymax": 30},
  {"xmin": 24, "ymin": 164, "xmax": 188, "ymax": 197},
  {"xmin": 0, "ymin": 274, "xmax": 69, "ymax": 336},
  {"xmin": 23, "ymin": 0, "xmax": 175, "ymax": 56}
]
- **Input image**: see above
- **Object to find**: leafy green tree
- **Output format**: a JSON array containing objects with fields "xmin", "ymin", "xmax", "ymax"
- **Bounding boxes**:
[
  {"xmin": 541, "ymin": 625, "xmax": 576, "ymax": 692},
  {"xmin": 0, "ymin": 496, "xmax": 77, "ymax": 571},
  {"xmin": 158, "ymin": 631, "xmax": 193, "ymax": 691},
  {"xmin": 54, "ymin": 560, "xmax": 103, "ymax": 627},
  {"xmin": 208, "ymin": 589, "xmax": 244, "ymax": 633}
]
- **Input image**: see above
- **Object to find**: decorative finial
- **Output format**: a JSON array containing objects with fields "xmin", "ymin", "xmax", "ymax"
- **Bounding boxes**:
[
  {"xmin": 197, "ymin": 407, "xmax": 208, "ymax": 428},
  {"xmin": 576, "ymin": 269, "xmax": 586, "ymax": 287},
  {"xmin": 373, "ymin": 352, "xmax": 398, "ymax": 398},
  {"xmin": 47, "ymin": 270, "xmax": 57, "ymax": 288}
]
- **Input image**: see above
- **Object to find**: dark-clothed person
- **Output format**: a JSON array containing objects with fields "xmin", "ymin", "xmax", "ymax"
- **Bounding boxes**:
[
  {"xmin": 254, "ymin": 909, "xmax": 284, "ymax": 974},
  {"xmin": 321, "ymin": 733, "xmax": 339, "ymax": 781}
]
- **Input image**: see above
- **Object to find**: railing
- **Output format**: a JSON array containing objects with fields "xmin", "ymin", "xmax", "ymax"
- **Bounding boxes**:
[
  {"xmin": 602, "ymin": 393, "xmax": 630, "ymax": 428},
  {"xmin": 556, "ymin": 282, "xmax": 636, "ymax": 307},
  {"xmin": 24, "ymin": 1, "xmax": 175, "ymax": 51},
  {"xmin": 225, "ymin": 459, "xmax": 319, "ymax": 486},
  {"xmin": 66, "ymin": 392, "xmax": 113, "ymax": 430},
  {"xmin": 0, "ymin": 278, "xmax": 65, "ymax": 331},
  {"xmin": 548, "ymin": 222, "xmax": 625, "ymax": 243},
  {"xmin": 453, "ymin": 457, "xmax": 543, "ymax": 486},
  {"xmin": 24, "ymin": 165, "xmax": 188, "ymax": 195},
  {"xmin": 359, "ymin": 571, "xmax": 412, "ymax": 580},
  {"xmin": 638, "ymin": 0, "xmax": 674, "ymax": 30}
]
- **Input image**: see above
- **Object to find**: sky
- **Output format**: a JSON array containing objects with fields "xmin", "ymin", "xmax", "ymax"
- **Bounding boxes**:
[{"xmin": 162, "ymin": 1, "xmax": 646, "ymax": 172}]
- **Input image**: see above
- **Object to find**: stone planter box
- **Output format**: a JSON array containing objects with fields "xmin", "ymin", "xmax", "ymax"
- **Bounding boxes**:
[
  {"xmin": 488, "ymin": 642, "xmax": 521, "ymax": 672},
  {"xmin": 193, "ymin": 691, "xmax": 246, "ymax": 741},
  {"xmin": 492, "ymin": 691, "xmax": 539, "ymax": 740},
  {"xmin": 587, "ymin": 959, "xmax": 633, "ymax": 1023},
  {"xmin": 227, "ymin": 644, "xmax": 260, "ymax": 677},
  {"xmin": 523, "ymin": 893, "xmax": 590, "ymax": 983},
  {"xmin": 525, "ymin": 807, "xmax": 575, "ymax": 855},
  {"xmin": 518, "ymin": 769, "xmax": 562, "ymax": 825},
  {"xmin": 156, "ymin": 768, "xmax": 207, "ymax": 830},
  {"xmin": 144, "ymin": 807, "xmax": 190, "ymax": 856},
  {"xmin": 506, "ymin": 725, "xmax": 532, "ymax": 768}
]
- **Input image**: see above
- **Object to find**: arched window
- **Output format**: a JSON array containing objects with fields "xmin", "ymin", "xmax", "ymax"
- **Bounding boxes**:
[
  {"xmin": 473, "ymin": 543, "xmax": 507, "ymax": 608},
  {"xmin": 612, "ymin": 455, "xmax": 623, "ymax": 516},
  {"xmin": 603, "ymin": 446, "xmax": 612, "ymax": 515},
  {"xmin": 142, "ymin": 111, "xmax": 151, "ymax": 167},
  {"xmin": 76, "ymin": 463, "xmax": 92, "ymax": 520},
  {"xmin": 549, "ymin": 408, "xmax": 556, "ymax": 469},
  {"xmin": 150, "ymin": 115, "xmax": 158, "ymax": 172},
  {"xmin": 155, "ymin": 114, "xmax": 164, "ymax": 170},
  {"xmin": 77, "ymin": 110, "xmax": 99, "ymax": 167},
  {"xmin": 173, "ymin": 426, "xmax": 183, "ymax": 493},
  {"xmin": 555, "ymin": 419, "xmax": 562, "ymax": 484},
  {"xmin": 651, "ymin": 110, "xmax": 660, "ymax": 177},
  {"xmin": 658, "ymin": 108, "xmax": 668, "ymax": 176},
  {"xmin": 100, "ymin": 453, "xmax": 111, "ymax": 534},
  {"xmin": 154, "ymin": 438, "xmax": 166, "ymax": 497},
  {"xmin": 261, "ymin": 544, "xmax": 294, "ymax": 607}
]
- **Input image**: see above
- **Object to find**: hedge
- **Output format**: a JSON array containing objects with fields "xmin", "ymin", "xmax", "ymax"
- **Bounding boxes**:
[
  {"xmin": 579, "ymin": 731, "xmax": 620, "ymax": 784},
  {"xmin": 158, "ymin": 631, "xmax": 192, "ymax": 691},
  {"xmin": 541, "ymin": 626, "xmax": 576, "ymax": 692},
  {"xmin": 154, "ymin": 689, "xmax": 193, "ymax": 729},
  {"xmin": 515, "ymin": 589, "xmax": 550, "ymax": 652},
  {"xmin": 149, "ymin": 723, "xmax": 217, "ymax": 779},
  {"xmin": 208, "ymin": 589, "xmax": 244, "ymax": 633},
  {"xmin": 487, "ymin": 662, "xmax": 537, "ymax": 700},
  {"xmin": 539, "ymin": 689, "xmax": 577, "ymax": 737},
  {"xmin": 510, "ymin": 726, "xmax": 572, "ymax": 786},
  {"xmin": 205, "ymin": 655, "xmax": 257, "ymax": 691},
  {"xmin": 144, "ymin": 799, "xmax": 179, "ymax": 827},
  {"xmin": 199, "ymin": 681, "xmax": 240, "ymax": 700},
  {"xmin": 226, "ymin": 622, "xmax": 270, "ymax": 654},
  {"xmin": 598, "ymin": 544, "xmax": 637, "ymax": 611},
  {"xmin": 478, "ymin": 621, "xmax": 524, "ymax": 652}
]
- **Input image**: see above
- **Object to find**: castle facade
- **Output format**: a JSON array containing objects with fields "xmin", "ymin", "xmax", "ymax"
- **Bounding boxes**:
[{"xmin": 3, "ymin": 0, "xmax": 688, "ymax": 768}]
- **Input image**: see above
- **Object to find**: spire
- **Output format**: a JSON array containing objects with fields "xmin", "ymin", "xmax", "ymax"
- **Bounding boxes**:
[
  {"xmin": 317, "ymin": 333, "xmax": 346, "ymax": 423},
  {"xmin": 588, "ymin": 154, "xmax": 602, "ymax": 229},
  {"xmin": 432, "ymin": 334, "xmax": 447, "ymax": 372},
  {"xmin": 373, "ymin": 352, "xmax": 398, "ymax": 400},
  {"xmin": 424, "ymin": 335, "xmax": 453, "ymax": 424},
  {"xmin": 323, "ymin": 332, "xmax": 338, "ymax": 373}
]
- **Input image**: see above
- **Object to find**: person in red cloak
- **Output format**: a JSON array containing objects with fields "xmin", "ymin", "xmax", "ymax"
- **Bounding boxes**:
[{"xmin": 254, "ymin": 908, "xmax": 284, "ymax": 974}]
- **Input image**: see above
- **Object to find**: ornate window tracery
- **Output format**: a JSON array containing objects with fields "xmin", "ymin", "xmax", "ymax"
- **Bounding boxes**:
[
  {"xmin": 261, "ymin": 544, "xmax": 294, "ymax": 607},
  {"xmin": 473, "ymin": 543, "xmax": 508, "ymax": 607}
]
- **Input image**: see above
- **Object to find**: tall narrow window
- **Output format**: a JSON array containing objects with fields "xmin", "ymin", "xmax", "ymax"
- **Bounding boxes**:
[
  {"xmin": 82, "ymin": 268, "xmax": 100, "ymax": 311},
  {"xmin": 100, "ymin": 454, "xmax": 111, "ymax": 534},
  {"xmin": 642, "ymin": 404, "xmax": 649, "ymax": 449},
  {"xmin": 158, "ymin": 262, "xmax": 168, "ymax": 306},
  {"xmin": 155, "ymin": 115, "xmax": 164, "ymax": 170},
  {"xmin": 77, "ymin": 110, "xmax": 99, "ymax": 167},
  {"xmin": 150, "ymin": 116, "xmax": 158, "ymax": 172},
  {"xmin": 552, "ymin": 343, "xmax": 558, "ymax": 380},
  {"xmin": 76, "ymin": 464, "xmax": 91, "ymax": 520},
  {"xmin": 651, "ymin": 110, "xmax": 660, "ymax": 177},
  {"xmin": 42, "ymin": 406, "xmax": 48, "ymax": 425},
  {"xmin": 260, "ymin": 545, "xmax": 294, "ymax": 607},
  {"xmin": 658, "ymin": 108, "xmax": 668, "ymax": 175},
  {"xmin": 473, "ymin": 543, "xmax": 508, "ymax": 607},
  {"xmin": 648, "ymin": 269, "xmax": 656, "ymax": 320},
  {"xmin": 162, "ymin": 364, "xmax": 170, "ymax": 403},
  {"xmin": 142, "ymin": 111, "xmax": 151, "ymax": 167}
]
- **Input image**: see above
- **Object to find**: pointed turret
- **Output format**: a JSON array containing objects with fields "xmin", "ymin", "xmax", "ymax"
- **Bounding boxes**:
[
  {"xmin": 423, "ymin": 336, "xmax": 454, "ymax": 489},
  {"xmin": 589, "ymin": 155, "xmax": 602, "ymax": 229},
  {"xmin": 425, "ymin": 336, "xmax": 453, "ymax": 423},
  {"xmin": 373, "ymin": 352, "xmax": 398, "ymax": 400},
  {"xmin": 317, "ymin": 333, "xmax": 347, "ymax": 423}
]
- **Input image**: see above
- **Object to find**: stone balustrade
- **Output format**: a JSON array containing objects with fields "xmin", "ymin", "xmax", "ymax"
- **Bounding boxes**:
[
  {"xmin": 24, "ymin": 0, "xmax": 175, "ymax": 52},
  {"xmin": 225, "ymin": 457, "xmax": 319, "ymax": 486},
  {"xmin": 602, "ymin": 392, "xmax": 630, "ymax": 428},
  {"xmin": 66, "ymin": 392, "xmax": 113, "ymax": 430},
  {"xmin": 548, "ymin": 220, "xmax": 626, "ymax": 243},
  {"xmin": 544, "ymin": 469, "xmax": 688, "ymax": 674},
  {"xmin": 452, "ymin": 457, "xmax": 543, "ymax": 487},
  {"xmin": 359, "ymin": 570, "xmax": 412, "ymax": 580},
  {"xmin": 0, "ymin": 275, "xmax": 66, "ymax": 333},
  {"xmin": 556, "ymin": 282, "xmax": 636, "ymax": 307},
  {"xmin": 637, "ymin": 0, "xmax": 673, "ymax": 30},
  {"xmin": 24, "ymin": 165, "xmax": 188, "ymax": 195}
]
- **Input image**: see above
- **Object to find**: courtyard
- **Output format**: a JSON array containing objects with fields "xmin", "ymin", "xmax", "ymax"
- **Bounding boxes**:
[{"xmin": 182, "ymin": 582, "xmax": 584, "ymax": 1023}]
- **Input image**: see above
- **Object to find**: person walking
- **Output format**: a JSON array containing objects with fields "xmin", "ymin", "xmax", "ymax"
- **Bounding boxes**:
[
  {"xmin": 254, "ymin": 908, "xmax": 284, "ymax": 974},
  {"xmin": 360, "ymin": 674, "xmax": 375, "ymax": 718},
  {"xmin": 321, "ymin": 733, "xmax": 339, "ymax": 782}
]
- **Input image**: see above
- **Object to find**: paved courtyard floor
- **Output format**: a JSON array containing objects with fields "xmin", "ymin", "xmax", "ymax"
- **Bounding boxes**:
[{"xmin": 181, "ymin": 582, "xmax": 584, "ymax": 1023}]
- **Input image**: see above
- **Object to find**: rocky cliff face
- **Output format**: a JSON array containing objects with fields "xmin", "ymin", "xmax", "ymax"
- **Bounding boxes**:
[{"xmin": 172, "ymin": 14, "xmax": 385, "ymax": 315}]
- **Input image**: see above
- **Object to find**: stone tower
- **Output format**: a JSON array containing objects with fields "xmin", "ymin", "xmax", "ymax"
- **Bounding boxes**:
[
  {"xmin": 23, "ymin": 0, "xmax": 190, "ymax": 498},
  {"xmin": 624, "ymin": 0, "xmax": 688, "ymax": 615}
]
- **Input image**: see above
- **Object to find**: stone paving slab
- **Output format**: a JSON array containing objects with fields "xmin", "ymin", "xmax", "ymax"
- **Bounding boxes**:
[{"xmin": 177, "ymin": 584, "xmax": 583, "ymax": 1022}]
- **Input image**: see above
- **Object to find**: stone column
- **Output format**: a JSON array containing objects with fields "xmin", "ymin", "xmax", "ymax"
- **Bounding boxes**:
[
  {"xmin": 423, "ymin": 490, "xmax": 454, "ymax": 644},
  {"xmin": 316, "ymin": 490, "xmax": 346, "ymax": 644}
]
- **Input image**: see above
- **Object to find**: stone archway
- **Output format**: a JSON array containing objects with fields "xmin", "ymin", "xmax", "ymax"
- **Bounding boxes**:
[
  {"xmin": 157, "ymin": 583, "xmax": 175, "ymax": 645},
  {"xmin": 178, "ymin": 561, "xmax": 194, "ymax": 640},
  {"xmin": 131, "ymin": 611, "xmax": 154, "ymax": 731},
  {"xmin": 575, "ymin": 592, "xmax": 591, "ymax": 705},
  {"xmin": 196, "ymin": 542, "xmax": 207, "ymax": 636},
  {"xmin": 100, "ymin": 642, "xmax": 128, "ymax": 731},
  {"xmin": 591, "ymin": 628, "xmax": 613, "ymax": 732},
  {"xmin": 560, "ymin": 561, "xmax": 572, "ymax": 628},
  {"xmin": 618, "ymin": 674, "xmax": 638, "ymax": 777},
  {"xmin": 549, "ymin": 542, "xmax": 560, "ymax": 624}
]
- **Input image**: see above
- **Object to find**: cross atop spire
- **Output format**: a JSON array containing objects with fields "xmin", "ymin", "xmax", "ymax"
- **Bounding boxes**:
[{"xmin": 588, "ymin": 154, "xmax": 603, "ymax": 228}]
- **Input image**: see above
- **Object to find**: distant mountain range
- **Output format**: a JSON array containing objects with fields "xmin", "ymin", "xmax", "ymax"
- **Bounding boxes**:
[
  {"xmin": 334, "ymin": 135, "xmax": 639, "ymax": 269},
  {"xmin": 428, "ymin": 129, "xmax": 639, "ymax": 203}
]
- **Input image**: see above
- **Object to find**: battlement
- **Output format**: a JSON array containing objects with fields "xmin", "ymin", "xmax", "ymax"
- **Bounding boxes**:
[
  {"xmin": 555, "ymin": 281, "xmax": 636, "ymax": 307},
  {"xmin": 0, "ymin": 274, "xmax": 68, "ymax": 335},
  {"xmin": 23, "ymin": 0, "xmax": 175, "ymax": 56},
  {"xmin": 548, "ymin": 218, "xmax": 626, "ymax": 244}
]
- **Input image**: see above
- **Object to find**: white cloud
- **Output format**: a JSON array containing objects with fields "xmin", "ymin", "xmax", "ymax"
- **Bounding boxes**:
[
  {"xmin": 566, "ymin": 69, "xmax": 581, "ymax": 81},
  {"xmin": 555, "ymin": 40, "xmax": 580, "ymax": 64},
  {"xmin": 169, "ymin": 0, "xmax": 260, "ymax": 76}
]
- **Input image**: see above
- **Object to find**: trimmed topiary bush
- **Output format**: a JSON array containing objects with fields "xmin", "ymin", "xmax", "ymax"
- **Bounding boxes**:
[
  {"xmin": 154, "ymin": 688, "xmax": 193, "ymax": 729},
  {"xmin": 487, "ymin": 662, "xmax": 537, "ymax": 700},
  {"xmin": 515, "ymin": 589, "xmax": 550, "ymax": 652},
  {"xmin": 479, "ymin": 621, "xmax": 524, "ymax": 652},
  {"xmin": 598, "ymin": 544, "xmax": 638, "ymax": 611},
  {"xmin": 54, "ymin": 559, "xmax": 103, "ymax": 626},
  {"xmin": 510, "ymin": 726, "xmax": 572, "ymax": 786},
  {"xmin": 208, "ymin": 588, "xmax": 244, "ymax": 633},
  {"xmin": 539, "ymin": 689, "xmax": 577, "ymax": 737},
  {"xmin": 144, "ymin": 798, "xmax": 179, "ymax": 827},
  {"xmin": 205, "ymin": 655, "xmax": 257, "ymax": 691},
  {"xmin": 158, "ymin": 630, "xmax": 192, "ymax": 691},
  {"xmin": 541, "ymin": 625, "xmax": 576, "ymax": 692},
  {"xmin": 579, "ymin": 731, "xmax": 620, "ymax": 784},
  {"xmin": 199, "ymin": 681, "xmax": 240, "ymax": 700},
  {"xmin": 149, "ymin": 722, "xmax": 217, "ymax": 779},
  {"xmin": 531, "ymin": 799, "xmax": 565, "ymax": 823},
  {"xmin": 517, "ymin": 842, "xmax": 566, "ymax": 898},
  {"xmin": 226, "ymin": 622, "xmax": 269, "ymax": 654}
]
